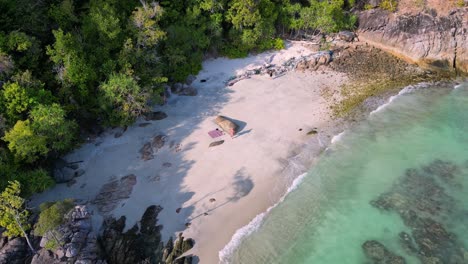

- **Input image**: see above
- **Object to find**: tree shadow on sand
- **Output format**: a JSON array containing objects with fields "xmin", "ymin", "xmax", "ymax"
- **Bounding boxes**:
[{"xmin": 188, "ymin": 168, "xmax": 254, "ymax": 221}]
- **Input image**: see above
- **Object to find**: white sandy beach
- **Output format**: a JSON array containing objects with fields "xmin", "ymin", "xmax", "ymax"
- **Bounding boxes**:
[{"xmin": 31, "ymin": 42, "xmax": 347, "ymax": 263}]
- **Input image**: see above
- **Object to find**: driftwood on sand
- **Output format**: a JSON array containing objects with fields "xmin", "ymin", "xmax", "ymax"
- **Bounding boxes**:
[{"xmin": 215, "ymin": 116, "xmax": 238, "ymax": 137}]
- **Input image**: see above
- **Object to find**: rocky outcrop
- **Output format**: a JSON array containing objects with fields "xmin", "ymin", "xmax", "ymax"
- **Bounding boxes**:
[
  {"xmin": 92, "ymin": 174, "xmax": 137, "ymax": 213},
  {"xmin": 99, "ymin": 205, "xmax": 194, "ymax": 264},
  {"xmin": 31, "ymin": 205, "xmax": 105, "ymax": 264},
  {"xmin": 358, "ymin": 8, "xmax": 468, "ymax": 74}
]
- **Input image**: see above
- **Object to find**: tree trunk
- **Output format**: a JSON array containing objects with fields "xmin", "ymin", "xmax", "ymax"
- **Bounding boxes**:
[{"xmin": 15, "ymin": 217, "xmax": 36, "ymax": 254}]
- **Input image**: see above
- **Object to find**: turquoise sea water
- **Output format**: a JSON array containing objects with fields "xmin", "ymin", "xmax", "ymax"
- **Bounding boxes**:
[{"xmin": 223, "ymin": 83, "xmax": 468, "ymax": 264}]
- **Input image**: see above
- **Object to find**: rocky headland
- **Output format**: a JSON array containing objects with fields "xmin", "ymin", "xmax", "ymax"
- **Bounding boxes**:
[{"xmin": 358, "ymin": 3, "xmax": 468, "ymax": 74}]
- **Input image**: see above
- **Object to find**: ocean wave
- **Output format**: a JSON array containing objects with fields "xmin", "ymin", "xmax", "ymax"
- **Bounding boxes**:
[
  {"xmin": 218, "ymin": 172, "xmax": 308, "ymax": 264},
  {"xmin": 370, "ymin": 83, "xmax": 430, "ymax": 115},
  {"xmin": 330, "ymin": 131, "xmax": 346, "ymax": 144}
]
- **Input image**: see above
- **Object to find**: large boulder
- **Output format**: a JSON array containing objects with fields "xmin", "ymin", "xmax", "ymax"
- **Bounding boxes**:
[
  {"xmin": 338, "ymin": 31, "xmax": 356, "ymax": 42},
  {"xmin": 0, "ymin": 236, "xmax": 29, "ymax": 264},
  {"xmin": 145, "ymin": 111, "xmax": 167, "ymax": 121},
  {"xmin": 214, "ymin": 116, "xmax": 239, "ymax": 137}
]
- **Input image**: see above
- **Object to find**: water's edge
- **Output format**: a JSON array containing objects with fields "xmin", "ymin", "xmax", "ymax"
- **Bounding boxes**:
[{"xmin": 218, "ymin": 80, "xmax": 463, "ymax": 263}]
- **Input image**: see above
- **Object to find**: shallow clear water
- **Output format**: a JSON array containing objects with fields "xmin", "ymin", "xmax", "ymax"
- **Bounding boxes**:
[{"xmin": 225, "ymin": 83, "xmax": 468, "ymax": 264}]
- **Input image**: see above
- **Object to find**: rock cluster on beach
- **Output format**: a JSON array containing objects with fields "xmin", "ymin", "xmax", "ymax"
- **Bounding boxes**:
[
  {"xmin": 364, "ymin": 159, "xmax": 468, "ymax": 263},
  {"xmin": 32, "ymin": 205, "xmax": 104, "ymax": 264},
  {"xmin": 0, "ymin": 203, "xmax": 196, "ymax": 264},
  {"xmin": 225, "ymin": 51, "xmax": 334, "ymax": 86}
]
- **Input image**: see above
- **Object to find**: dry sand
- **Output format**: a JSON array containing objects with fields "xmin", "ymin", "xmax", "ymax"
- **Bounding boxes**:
[{"xmin": 31, "ymin": 41, "xmax": 347, "ymax": 263}]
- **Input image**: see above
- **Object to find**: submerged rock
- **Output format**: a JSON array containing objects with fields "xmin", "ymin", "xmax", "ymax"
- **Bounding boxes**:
[
  {"xmin": 362, "ymin": 240, "xmax": 406, "ymax": 264},
  {"xmin": 370, "ymin": 160, "xmax": 468, "ymax": 263}
]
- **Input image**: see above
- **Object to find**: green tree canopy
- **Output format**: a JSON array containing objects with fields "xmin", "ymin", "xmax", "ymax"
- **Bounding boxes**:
[
  {"xmin": 99, "ymin": 73, "xmax": 149, "ymax": 126},
  {"xmin": 3, "ymin": 104, "xmax": 77, "ymax": 163}
]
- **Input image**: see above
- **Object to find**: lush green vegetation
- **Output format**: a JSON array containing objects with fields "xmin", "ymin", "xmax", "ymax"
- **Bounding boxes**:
[{"xmin": 0, "ymin": 0, "xmax": 356, "ymax": 198}]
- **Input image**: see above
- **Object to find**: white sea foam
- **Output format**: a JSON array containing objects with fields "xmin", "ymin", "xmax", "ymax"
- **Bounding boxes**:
[
  {"xmin": 218, "ymin": 172, "xmax": 308, "ymax": 264},
  {"xmin": 370, "ymin": 83, "xmax": 430, "ymax": 115},
  {"xmin": 331, "ymin": 131, "xmax": 346, "ymax": 144},
  {"xmin": 454, "ymin": 82, "xmax": 468, "ymax": 89}
]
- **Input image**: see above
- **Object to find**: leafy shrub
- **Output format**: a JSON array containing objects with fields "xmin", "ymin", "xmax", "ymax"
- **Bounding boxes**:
[
  {"xmin": 380, "ymin": 0, "xmax": 398, "ymax": 12},
  {"xmin": 35, "ymin": 199, "xmax": 74, "ymax": 250}
]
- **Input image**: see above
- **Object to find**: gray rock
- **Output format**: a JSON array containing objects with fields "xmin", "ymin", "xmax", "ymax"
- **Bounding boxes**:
[
  {"xmin": 171, "ymin": 83, "xmax": 184, "ymax": 94},
  {"xmin": 338, "ymin": 31, "xmax": 356, "ymax": 42},
  {"xmin": 209, "ymin": 140, "xmax": 224, "ymax": 147},
  {"xmin": 145, "ymin": 111, "xmax": 167, "ymax": 121},
  {"xmin": 92, "ymin": 175, "xmax": 137, "ymax": 213},
  {"xmin": 31, "ymin": 249, "xmax": 61, "ymax": 264},
  {"xmin": 54, "ymin": 166, "xmax": 76, "ymax": 183},
  {"xmin": 75, "ymin": 169, "xmax": 85, "ymax": 177},
  {"xmin": 65, "ymin": 244, "xmax": 79, "ymax": 258},
  {"xmin": 185, "ymin": 74, "xmax": 196, "ymax": 85},
  {"xmin": 0, "ymin": 237, "xmax": 28, "ymax": 264},
  {"xmin": 179, "ymin": 86, "xmax": 198, "ymax": 96}
]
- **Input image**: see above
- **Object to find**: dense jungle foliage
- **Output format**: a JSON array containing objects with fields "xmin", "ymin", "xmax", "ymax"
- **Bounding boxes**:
[{"xmin": 0, "ymin": 0, "xmax": 356, "ymax": 196}]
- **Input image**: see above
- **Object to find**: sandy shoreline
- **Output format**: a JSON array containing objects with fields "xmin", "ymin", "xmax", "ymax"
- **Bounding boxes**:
[{"xmin": 31, "ymin": 42, "xmax": 347, "ymax": 263}]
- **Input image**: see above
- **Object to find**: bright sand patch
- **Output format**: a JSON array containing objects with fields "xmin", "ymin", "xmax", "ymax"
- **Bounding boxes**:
[{"xmin": 31, "ymin": 42, "xmax": 347, "ymax": 263}]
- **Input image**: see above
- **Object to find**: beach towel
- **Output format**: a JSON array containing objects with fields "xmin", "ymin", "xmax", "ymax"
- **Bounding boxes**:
[{"xmin": 208, "ymin": 129, "xmax": 224, "ymax": 138}]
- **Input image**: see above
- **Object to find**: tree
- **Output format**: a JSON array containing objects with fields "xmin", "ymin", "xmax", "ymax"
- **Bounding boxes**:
[
  {"xmin": 3, "ymin": 104, "xmax": 77, "ymax": 163},
  {"xmin": 99, "ymin": 73, "xmax": 149, "ymax": 126},
  {"xmin": 46, "ymin": 29, "xmax": 96, "ymax": 100},
  {"xmin": 0, "ymin": 181, "xmax": 35, "ymax": 253},
  {"xmin": 3, "ymin": 120, "xmax": 48, "ymax": 163},
  {"xmin": 0, "ymin": 82, "xmax": 31, "ymax": 123},
  {"xmin": 35, "ymin": 199, "xmax": 74, "ymax": 250},
  {"xmin": 30, "ymin": 103, "xmax": 77, "ymax": 153}
]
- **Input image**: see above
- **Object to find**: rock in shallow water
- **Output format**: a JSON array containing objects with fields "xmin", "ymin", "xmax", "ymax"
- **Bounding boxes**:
[
  {"xmin": 362, "ymin": 240, "xmax": 406, "ymax": 264},
  {"xmin": 370, "ymin": 160, "xmax": 468, "ymax": 263}
]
